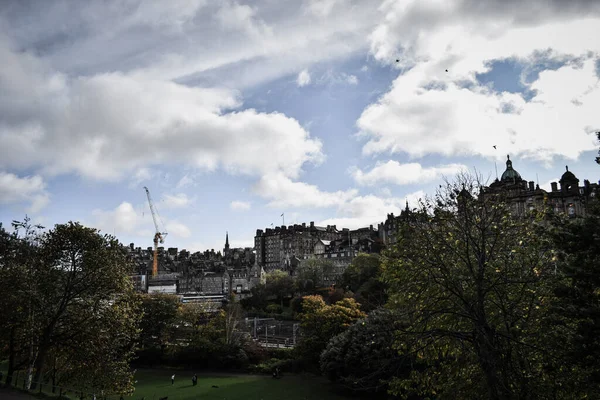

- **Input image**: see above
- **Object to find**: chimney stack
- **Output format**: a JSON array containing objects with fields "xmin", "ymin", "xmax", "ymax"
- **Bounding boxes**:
[
  {"xmin": 551, "ymin": 182, "xmax": 558, "ymax": 192},
  {"xmin": 528, "ymin": 181, "xmax": 534, "ymax": 191}
]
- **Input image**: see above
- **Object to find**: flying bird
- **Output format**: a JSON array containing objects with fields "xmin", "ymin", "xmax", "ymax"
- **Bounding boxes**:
[
  {"xmin": 445, "ymin": 69, "xmax": 448, "ymax": 72},
  {"xmin": 396, "ymin": 59, "xmax": 399, "ymax": 62},
  {"xmin": 493, "ymin": 145, "xmax": 497, "ymax": 149}
]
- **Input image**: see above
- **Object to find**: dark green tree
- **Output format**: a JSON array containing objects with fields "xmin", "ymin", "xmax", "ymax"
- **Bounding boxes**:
[
  {"xmin": 296, "ymin": 295, "xmax": 365, "ymax": 368},
  {"xmin": 266, "ymin": 270, "xmax": 295, "ymax": 308},
  {"xmin": 544, "ymin": 201, "xmax": 600, "ymax": 397},
  {"xmin": 138, "ymin": 293, "xmax": 181, "ymax": 351},
  {"xmin": 321, "ymin": 309, "xmax": 412, "ymax": 395},
  {"xmin": 383, "ymin": 174, "xmax": 556, "ymax": 399},
  {"xmin": 340, "ymin": 253, "xmax": 387, "ymax": 311},
  {"xmin": 28, "ymin": 222, "xmax": 141, "ymax": 394}
]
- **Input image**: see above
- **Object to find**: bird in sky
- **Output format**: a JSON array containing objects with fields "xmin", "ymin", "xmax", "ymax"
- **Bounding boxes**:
[
  {"xmin": 445, "ymin": 69, "xmax": 448, "ymax": 72},
  {"xmin": 396, "ymin": 59, "xmax": 400, "ymax": 62},
  {"xmin": 493, "ymin": 145, "xmax": 497, "ymax": 149}
]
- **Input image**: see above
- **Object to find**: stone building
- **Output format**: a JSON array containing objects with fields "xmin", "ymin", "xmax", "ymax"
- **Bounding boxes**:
[
  {"xmin": 254, "ymin": 222, "xmax": 345, "ymax": 270},
  {"xmin": 486, "ymin": 155, "xmax": 599, "ymax": 217},
  {"xmin": 378, "ymin": 202, "xmax": 414, "ymax": 246}
]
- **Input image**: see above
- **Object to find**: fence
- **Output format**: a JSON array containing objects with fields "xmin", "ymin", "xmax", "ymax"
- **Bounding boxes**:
[{"xmin": 243, "ymin": 317, "xmax": 300, "ymax": 348}]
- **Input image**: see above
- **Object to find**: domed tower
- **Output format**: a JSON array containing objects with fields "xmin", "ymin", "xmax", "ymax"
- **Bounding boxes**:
[
  {"xmin": 500, "ymin": 155, "xmax": 523, "ymax": 184},
  {"xmin": 559, "ymin": 166, "xmax": 579, "ymax": 194}
]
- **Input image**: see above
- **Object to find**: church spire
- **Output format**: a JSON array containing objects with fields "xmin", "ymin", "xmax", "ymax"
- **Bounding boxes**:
[{"xmin": 225, "ymin": 231, "xmax": 230, "ymax": 252}]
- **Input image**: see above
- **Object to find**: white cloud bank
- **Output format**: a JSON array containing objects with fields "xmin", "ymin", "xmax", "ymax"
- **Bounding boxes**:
[
  {"xmin": 0, "ymin": 37, "xmax": 324, "ymax": 182},
  {"xmin": 230, "ymin": 200, "xmax": 251, "ymax": 211},
  {"xmin": 0, "ymin": 172, "xmax": 49, "ymax": 213},
  {"xmin": 352, "ymin": 161, "xmax": 467, "ymax": 186},
  {"xmin": 361, "ymin": 0, "xmax": 600, "ymax": 163}
]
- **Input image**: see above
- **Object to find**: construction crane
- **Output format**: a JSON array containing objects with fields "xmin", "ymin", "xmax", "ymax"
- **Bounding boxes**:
[{"xmin": 144, "ymin": 186, "xmax": 168, "ymax": 278}]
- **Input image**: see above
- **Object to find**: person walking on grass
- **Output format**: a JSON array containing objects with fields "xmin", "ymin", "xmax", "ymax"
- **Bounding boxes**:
[
  {"xmin": 171, "ymin": 374, "xmax": 175, "ymax": 385},
  {"xmin": 192, "ymin": 374, "xmax": 198, "ymax": 386}
]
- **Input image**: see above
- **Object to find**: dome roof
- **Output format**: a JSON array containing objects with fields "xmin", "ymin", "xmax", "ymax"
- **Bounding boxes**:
[
  {"xmin": 560, "ymin": 166, "xmax": 578, "ymax": 183},
  {"xmin": 501, "ymin": 155, "xmax": 522, "ymax": 182}
]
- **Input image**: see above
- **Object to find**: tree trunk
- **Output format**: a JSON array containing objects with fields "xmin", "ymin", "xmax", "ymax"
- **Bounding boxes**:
[
  {"xmin": 30, "ymin": 336, "xmax": 49, "ymax": 391},
  {"xmin": 475, "ymin": 327, "xmax": 509, "ymax": 400},
  {"xmin": 5, "ymin": 326, "xmax": 16, "ymax": 387}
]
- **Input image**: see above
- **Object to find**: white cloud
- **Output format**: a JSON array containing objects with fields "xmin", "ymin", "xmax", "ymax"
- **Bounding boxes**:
[
  {"xmin": 0, "ymin": 172, "xmax": 49, "ymax": 213},
  {"xmin": 346, "ymin": 74, "xmax": 358, "ymax": 85},
  {"xmin": 92, "ymin": 202, "xmax": 147, "ymax": 236},
  {"xmin": 318, "ymin": 191, "xmax": 425, "ymax": 230},
  {"xmin": 230, "ymin": 200, "xmax": 251, "ymax": 211},
  {"xmin": 360, "ymin": 1, "xmax": 600, "ymax": 163},
  {"xmin": 253, "ymin": 173, "xmax": 358, "ymax": 208},
  {"xmin": 358, "ymin": 58, "xmax": 599, "ymax": 163},
  {"xmin": 165, "ymin": 221, "xmax": 192, "ymax": 239},
  {"xmin": 297, "ymin": 69, "xmax": 311, "ymax": 87},
  {"xmin": 0, "ymin": 41, "xmax": 324, "ymax": 181},
  {"xmin": 92, "ymin": 201, "xmax": 192, "ymax": 239},
  {"xmin": 176, "ymin": 174, "xmax": 195, "ymax": 189},
  {"xmin": 352, "ymin": 161, "xmax": 467, "ymax": 186},
  {"xmin": 162, "ymin": 193, "xmax": 193, "ymax": 208}
]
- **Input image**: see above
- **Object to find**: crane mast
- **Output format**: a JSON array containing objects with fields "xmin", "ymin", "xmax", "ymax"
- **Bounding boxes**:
[{"xmin": 144, "ymin": 186, "xmax": 168, "ymax": 278}]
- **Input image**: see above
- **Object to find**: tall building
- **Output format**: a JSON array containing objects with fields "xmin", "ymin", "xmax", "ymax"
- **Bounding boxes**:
[
  {"xmin": 486, "ymin": 155, "xmax": 599, "ymax": 217},
  {"xmin": 254, "ymin": 222, "xmax": 345, "ymax": 270}
]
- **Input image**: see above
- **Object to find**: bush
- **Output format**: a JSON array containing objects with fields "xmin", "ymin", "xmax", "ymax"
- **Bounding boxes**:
[
  {"xmin": 265, "ymin": 304, "xmax": 283, "ymax": 314},
  {"xmin": 248, "ymin": 357, "xmax": 304, "ymax": 374}
]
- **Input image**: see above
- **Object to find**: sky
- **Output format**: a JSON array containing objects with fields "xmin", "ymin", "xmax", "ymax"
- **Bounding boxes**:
[{"xmin": 1, "ymin": 0, "xmax": 599, "ymax": 253}]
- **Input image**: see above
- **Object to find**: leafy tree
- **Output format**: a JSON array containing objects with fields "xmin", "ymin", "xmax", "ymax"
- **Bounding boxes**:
[
  {"xmin": 138, "ymin": 293, "xmax": 181, "ymax": 351},
  {"xmin": 295, "ymin": 258, "xmax": 334, "ymax": 292},
  {"xmin": 266, "ymin": 270, "xmax": 294, "ymax": 308},
  {"xmin": 296, "ymin": 295, "xmax": 365, "ymax": 368},
  {"xmin": 383, "ymin": 174, "xmax": 555, "ymax": 399},
  {"xmin": 240, "ymin": 283, "xmax": 268, "ymax": 311},
  {"xmin": 321, "ymin": 309, "xmax": 412, "ymax": 395},
  {"xmin": 24, "ymin": 222, "xmax": 140, "ymax": 394},
  {"xmin": 543, "ymin": 201, "xmax": 600, "ymax": 397},
  {"xmin": 340, "ymin": 253, "xmax": 387, "ymax": 311},
  {"xmin": 596, "ymin": 131, "xmax": 600, "ymax": 165}
]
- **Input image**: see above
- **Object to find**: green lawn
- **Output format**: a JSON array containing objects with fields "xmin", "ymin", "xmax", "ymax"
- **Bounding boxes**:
[
  {"xmin": 0, "ymin": 364, "xmax": 352, "ymax": 400},
  {"xmin": 127, "ymin": 369, "xmax": 350, "ymax": 400}
]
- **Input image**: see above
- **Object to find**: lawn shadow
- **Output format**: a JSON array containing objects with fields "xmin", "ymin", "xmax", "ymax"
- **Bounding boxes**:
[{"xmin": 177, "ymin": 384, "xmax": 194, "ymax": 389}]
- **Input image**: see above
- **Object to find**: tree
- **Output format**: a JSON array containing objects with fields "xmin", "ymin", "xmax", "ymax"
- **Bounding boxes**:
[
  {"xmin": 266, "ymin": 270, "xmax": 295, "ymax": 308},
  {"xmin": 296, "ymin": 295, "xmax": 365, "ymax": 368},
  {"xmin": 138, "ymin": 293, "xmax": 181, "ymax": 351},
  {"xmin": 543, "ymin": 201, "xmax": 600, "ymax": 397},
  {"xmin": 27, "ymin": 222, "xmax": 140, "ymax": 394},
  {"xmin": 383, "ymin": 174, "xmax": 555, "ymax": 399},
  {"xmin": 340, "ymin": 253, "xmax": 387, "ymax": 311},
  {"xmin": 295, "ymin": 258, "xmax": 334, "ymax": 292},
  {"xmin": 596, "ymin": 131, "xmax": 600, "ymax": 165},
  {"xmin": 321, "ymin": 309, "xmax": 412, "ymax": 395}
]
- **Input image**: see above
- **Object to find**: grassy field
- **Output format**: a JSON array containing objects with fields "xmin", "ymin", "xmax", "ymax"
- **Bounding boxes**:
[
  {"xmin": 128, "ymin": 368, "xmax": 350, "ymax": 400},
  {"xmin": 0, "ymin": 365, "xmax": 352, "ymax": 400}
]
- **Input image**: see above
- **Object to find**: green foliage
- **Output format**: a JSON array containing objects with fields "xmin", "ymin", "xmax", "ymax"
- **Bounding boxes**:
[
  {"xmin": 320, "ymin": 309, "xmax": 412, "ymax": 395},
  {"xmin": 340, "ymin": 253, "xmax": 387, "ymax": 311},
  {"xmin": 0, "ymin": 219, "xmax": 141, "ymax": 395},
  {"xmin": 138, "ymin": 293, "xmax": 181, "ymax": 351},
  {"xmin": 295, "ymin": 295, "xmax": 365, "ymax": 368},
  {"xmin": 383, "ymin": 174, "xmax": 556, "ymax": 399},
  {"xmin": 265, "ymin": 270, "xmax": 294, "ymax": 307},
  {"xmin": 295, "ymin": 259, "xmax": 334, "ymax": 292},
  {"xmin": 240, "ymin": 283, "xmax": 269, "ymax": 311},
  {"xmin": 542, "ymin": 201, "xmax": 600, "ymax": 397}
]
